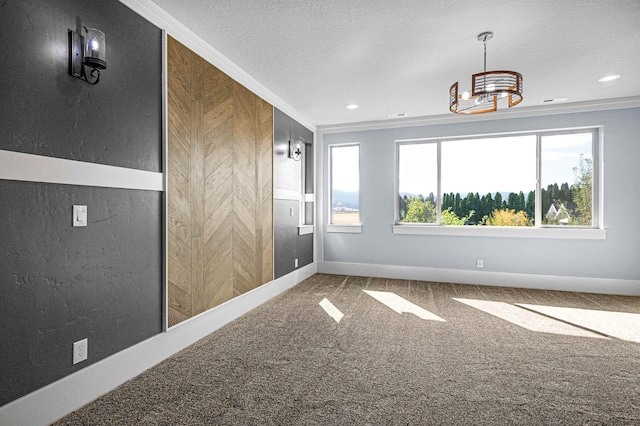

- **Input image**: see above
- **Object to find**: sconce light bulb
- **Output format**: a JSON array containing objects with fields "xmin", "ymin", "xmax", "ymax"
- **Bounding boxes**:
[
  {"xmin": 475, "ymin": 96, "xmax": 483, "ymax": 105},
  {"xmin": 461, "ymin": 91, "xmax": 470, "ymax": 101},
  {"xmin": 486, "ymin": 83, "xmax": 496, "ymax": 92},
  {"xmin": 90, "ymin": 38, "xmax": 99, "ymax": 51}
]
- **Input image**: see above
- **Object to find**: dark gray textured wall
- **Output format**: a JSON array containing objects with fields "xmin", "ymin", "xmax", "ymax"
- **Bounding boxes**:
[
  {"xmin": 0, "ymin": 181, "xmax": 163, "ymax": 406},
  {"xmin": 0, "ymin": 0, "xmax": 163, "ymax": 407},
  {"xmin": 0, "ymin": 0, "xmax": 162, "ymax": 172},
  {"xmin": 273, "ymin": 108, "xmax": 314, "ymax": 279}
]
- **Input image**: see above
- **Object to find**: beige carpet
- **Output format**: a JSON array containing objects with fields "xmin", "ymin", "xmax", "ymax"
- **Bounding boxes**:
[{"xmin": 54, "ymin": 274, "xmax": 640, "ymax": 425}]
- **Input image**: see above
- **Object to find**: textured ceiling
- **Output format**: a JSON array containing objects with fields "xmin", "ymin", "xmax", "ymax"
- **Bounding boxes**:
[{"xmin": 150, "ymin": 0, "xmax": 640, "ymax": 126}]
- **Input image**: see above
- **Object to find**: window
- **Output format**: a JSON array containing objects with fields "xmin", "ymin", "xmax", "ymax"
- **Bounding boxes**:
[
  {"xmin": 541, "ymin": 133, "xmax": 594, "ymax": 226},
  {"xmin": 396, "ymin": 129, "xmax": 598, "ymax": 233},
  {"xmin": 398, "ymin": 143, "xmax": 438, "ymax": 224},
  {"xmin": 329, "ymin": 144, "xmax": 360, "ymax": 226}
]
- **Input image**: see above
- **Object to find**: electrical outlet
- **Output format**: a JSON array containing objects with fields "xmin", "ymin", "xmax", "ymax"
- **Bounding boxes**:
[
  {"xmin": 73, "ymin": 338, "xmax": 88, "ymax": 364},
  {"xmin": 294, "ymin": 258, "xmax": 299, "ymax": 268},
  {"xmin": 476, "ymin": 259, "xmax": 484, "ymax": 269}
]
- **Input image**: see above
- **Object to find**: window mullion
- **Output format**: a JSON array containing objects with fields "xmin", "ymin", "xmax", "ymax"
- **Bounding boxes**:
[
  {"xmin": 437, "ymin": 141, "xmax": 442, "ymax": 225},
  {"xmin": 535, "ymin": 134, "xmax": 541, "ymax": 228}
]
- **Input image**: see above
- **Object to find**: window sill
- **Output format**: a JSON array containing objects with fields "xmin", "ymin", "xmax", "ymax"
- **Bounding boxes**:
[
  {"xmin": 392, "ymin": 225, "xmax": 606, "ymax": 240},
  {"xmin": 298, "ymin": 225, "xmax": 314, "ymax": 235},
  {"xmin": 327, "ymin": 224, "xmax": 362, "ymax": 234}
]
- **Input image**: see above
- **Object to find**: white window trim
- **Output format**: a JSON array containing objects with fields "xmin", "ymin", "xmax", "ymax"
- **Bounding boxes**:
[
  {"xmin": 394, "ymin": 126, "xmax": 603, "ymax": 238},
  {"xmin": 392, "ymin": 224, "xmax": 605, "ymax": 239},
  {"xmin": 298, "ymin": 225, "xmax": 315, "ymax": 235},
  {"xmin": 327, "ymin": 223, "xmax": 362, "ymax": 233},
  {"xmin": 328, "ymin": 143, "xmax": 361, "ymax": 232}
]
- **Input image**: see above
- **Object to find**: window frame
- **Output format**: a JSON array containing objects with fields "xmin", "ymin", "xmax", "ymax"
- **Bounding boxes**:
[
  {"xmin": 327, "ymin": 143, "xmax": 362, "ymax": 233},
  {"xmin": 393, "ymin": 127, "xmax": 604, "ymax": 239}
]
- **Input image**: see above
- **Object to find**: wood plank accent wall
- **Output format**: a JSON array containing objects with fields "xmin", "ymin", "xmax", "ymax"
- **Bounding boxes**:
[{"xmin": 167, "ymin": 36, "xmax": 273, "ymax": 327}]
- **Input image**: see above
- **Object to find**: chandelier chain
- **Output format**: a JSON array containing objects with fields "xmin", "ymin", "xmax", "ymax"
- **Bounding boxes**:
[{"xmin": 484, "ymin": 39, "xmax": 488, "ymax": 72}]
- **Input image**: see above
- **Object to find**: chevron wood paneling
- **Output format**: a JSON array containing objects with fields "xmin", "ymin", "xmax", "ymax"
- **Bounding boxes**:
[{"xmin": 167, "ymin": 36, "xmax": 273, "ymax": 327}]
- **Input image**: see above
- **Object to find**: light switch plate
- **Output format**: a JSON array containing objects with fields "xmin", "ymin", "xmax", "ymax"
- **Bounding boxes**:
[{"xmin": 73, "ymin": 205, "xmax": 87, "ymax": 227}]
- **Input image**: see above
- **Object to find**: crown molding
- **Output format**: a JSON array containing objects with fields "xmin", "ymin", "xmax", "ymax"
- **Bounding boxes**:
[
  {"xmin": 119, "ymin": 0, "xmax": 316, "ymax": 132},
  {"xmin": 318, "ymin": 96, "xmax": 640, "ymax": 134}
]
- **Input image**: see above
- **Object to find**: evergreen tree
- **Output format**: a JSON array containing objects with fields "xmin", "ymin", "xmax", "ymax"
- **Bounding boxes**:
[
  {"xmin": 494, "ymin": 192, "xmax": 503, "ymax": 210},
  {"xmin": 526, "ymin": 190, "xmax": 535, "ymax": 219},
  {"xmin": 485, "ymin": 193, "xmax": 495, "ymax": 220},
  {"xmin": 463, "ymin": 192, "xmax": 475, "ymax": 222},
  {"xmin": 442, "ymin": 193, "xmax": 450, "ymax": 211},
  {"xmin": 560, "ymin": 182, "xmax": 570, "ymax": 204},
  {"xmin": 399, "ymin": 195, "xmax": 407, "ymax": 220},
  {"xmin": 516, "ymin": 191, "xmax": 526, "ymax": 212},
  {"xmin": 551, "ymin": 183, "xmax": 560, "ymax": 202},
  {"xmin": 541, "ymin": 185, "xmax": 553, "ymax": 218}
]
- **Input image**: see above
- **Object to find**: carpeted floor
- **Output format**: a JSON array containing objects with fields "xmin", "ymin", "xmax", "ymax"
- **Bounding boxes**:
[{"xmin": 54, "ymin": 274, "xmax": 640, "ymax": 425}]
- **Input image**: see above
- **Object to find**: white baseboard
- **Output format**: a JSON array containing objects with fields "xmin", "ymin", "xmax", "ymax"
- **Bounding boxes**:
[
  {"xmin": 0, "ymin": 262, "xmax": 317, "ymax": 426},
  {"xmin": 318, "ymin": 261, "xmax": 640, "ymax": 296}
]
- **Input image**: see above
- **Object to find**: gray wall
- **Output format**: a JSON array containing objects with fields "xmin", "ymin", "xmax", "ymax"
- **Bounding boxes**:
[
  {"xmin": 274, "ymin": 108, "xmax": 314, "ymax": 279},
  {"xmin": 0, "ymin": 0, "xmax": 163, "ymax": 406},
  {"xmin": 322, "ymin": 108, "xmax": 640, "ymax": 282},
  {"xmin": 0, "ymin": 0, "xmax": 162, "ymax": 171}
]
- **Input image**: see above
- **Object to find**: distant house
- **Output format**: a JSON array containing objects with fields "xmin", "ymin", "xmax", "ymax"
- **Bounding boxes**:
[{"xmin": 546, "ymin": 203, "xmax": 570, "ymax": 224}]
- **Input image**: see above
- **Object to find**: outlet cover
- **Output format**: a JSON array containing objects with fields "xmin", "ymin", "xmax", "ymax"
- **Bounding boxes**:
[
  {"xmin": 73, "ymin": 338, "xmax": 88, "ymax": 364},
  {"xmin": 476, "ymin": 259, "xmax": 484, "ymax": 269}
]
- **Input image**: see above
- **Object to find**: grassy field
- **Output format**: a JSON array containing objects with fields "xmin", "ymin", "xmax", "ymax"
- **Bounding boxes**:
[{"xmin": 332, "ymin": 212, "xmax": 360, "ymax": 223}]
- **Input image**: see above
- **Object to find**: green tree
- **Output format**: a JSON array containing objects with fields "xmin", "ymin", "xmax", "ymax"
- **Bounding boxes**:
[
  {"xmin": 399, "ymin": 195, "xmax": 408, "ymax": 220},
  {"xmin": 486, "ymin": 208, "xmax": 533, "ymax": 226},
  {"xmin": 526, "ymin": 190, "xmax": 535, "ymax": 219},
  {"xmin": 441, "ymin": 207, "xmax": 474, "ymax": 226},
  {"xmin": 571, "ymin": 155, "xmax": 592, "ymax": 225},
  {"xmin": 560, "ymin": 182, "xmax": 571, "ymax": 204},
  {"xmin": 402, "ymin": 196, "xmax": 436, "ymax": 223},
  {"xmin": 507, "ymin": 192, "xmax": 517, "ymax": 210},
  {"xmin": 426, "ymin": 192, "xmax": 435, "ymax": 203},
  {"xmin": 494, "ymin": 192, "xmax": 503, "ymax": 210},
  {"xmin": 515, "ymin": 191, "xmax": 526, "ymax": 213},
  {"xmin": 442, "ymin": 193, "xmax": 451, "ymax": 211}
]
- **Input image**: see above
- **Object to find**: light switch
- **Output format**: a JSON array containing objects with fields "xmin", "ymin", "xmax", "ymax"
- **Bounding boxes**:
[{"xmin": 73, "ymin": 205, "xmax": 87, "ymax": 227}]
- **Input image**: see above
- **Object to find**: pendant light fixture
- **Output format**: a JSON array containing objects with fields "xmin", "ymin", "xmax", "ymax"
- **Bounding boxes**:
[{"xmin": 449, "ymin": 32, "xmax": 523, "ymax": 114}]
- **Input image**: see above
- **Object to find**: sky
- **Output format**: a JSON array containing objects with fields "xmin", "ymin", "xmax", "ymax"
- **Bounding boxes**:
[
  {"xmin": 399, "ymin": 133, "xmax": 593, "ymax": 196},
  {"xmin": 331, "ymin": 144, "xmax": 360, "ymax": 192},
  {"xmin": 331, "ymin": 133, "xmax": 593, "ymax": 196}
]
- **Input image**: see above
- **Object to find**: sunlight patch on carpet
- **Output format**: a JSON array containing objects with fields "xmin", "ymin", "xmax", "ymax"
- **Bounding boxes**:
[
  {"xmin": 517, "ymin": 304, "xmax": 640, "ymax": 343},
  {"xmin": 364, "ymin": 290, "xmax": 446, "ymax": 321},
  {"xmin": 454, "ymin": 298, "xmax": 607, "ymax": 339},
  {"xmin": 319, "ymin": 298, "xmax": 345, "ymax": 323}
]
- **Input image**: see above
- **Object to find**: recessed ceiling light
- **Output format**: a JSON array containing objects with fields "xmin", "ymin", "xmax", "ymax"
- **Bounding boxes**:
[
  {"xmin": 598, "ymin": 74, "xmax": 621, "ymax": 82},
  {"xmin": 346, "ymin": 104, "xmax": 359, "ymax": 110},
  {"xmin": 540, "ymin": 97, "xmax": 568, "ymax": 104},
  {"xmin": 388, "ymin": 113, "xmax": 408, "ymax": 118}
]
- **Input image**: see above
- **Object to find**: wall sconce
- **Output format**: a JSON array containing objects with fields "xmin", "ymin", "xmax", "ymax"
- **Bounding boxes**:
[
  {"xmin": 289, "ymin": 139, "xmax": 302, "ymax": 161},
  {"xmin": 69, "ymin": 27, "xmax": 107, "ymax": 85}
]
